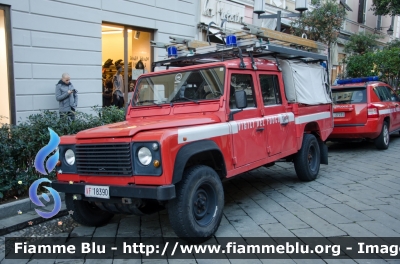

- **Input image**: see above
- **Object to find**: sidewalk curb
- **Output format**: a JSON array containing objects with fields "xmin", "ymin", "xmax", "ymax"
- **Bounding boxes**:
[
  {"xmin": 0, "ymin": 209, "xmax": 68, "ymax": 236},
  {"xmin": 0, "ymin": 193, "xmax": 65, "ymax": 220}
]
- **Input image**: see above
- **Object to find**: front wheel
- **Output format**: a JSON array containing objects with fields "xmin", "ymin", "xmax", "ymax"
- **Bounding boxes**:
[
  {"xmin": 168, "ymin": 165, "xmax": 224, "ymax": 244},
  {"xmin": 293, "ymin": 134, "xmax": 321, "ymax": 182},
  {"xmin": 65, "ymin": 193, "xmax": 114, "ymax": 226},
  {"xmin": 375, "ymin": 121, "xmax": 389, "ymax": 150}
]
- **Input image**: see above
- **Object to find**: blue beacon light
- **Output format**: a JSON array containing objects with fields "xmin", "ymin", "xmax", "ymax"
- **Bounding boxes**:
[
  {"xmin": 167, "ymin": 46, "xmax": 178, "ymax": 58},
  {"xmin": 226, "ymin": 35, "xmax": 237, "ymax": 47},
  {"xmin": 337, "ymin": 76, "xmax": 379, "ymax": 85}
]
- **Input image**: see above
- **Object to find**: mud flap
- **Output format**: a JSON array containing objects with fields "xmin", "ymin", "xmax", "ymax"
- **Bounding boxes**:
[{"xmin": 318, "ymin": 139, "xmax": 328, "ymax": 165}]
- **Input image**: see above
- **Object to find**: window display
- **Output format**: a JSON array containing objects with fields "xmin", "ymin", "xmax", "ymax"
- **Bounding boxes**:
[{"xmin": 101, "ymin": 24, "xmax": 152, "ymax": 107}]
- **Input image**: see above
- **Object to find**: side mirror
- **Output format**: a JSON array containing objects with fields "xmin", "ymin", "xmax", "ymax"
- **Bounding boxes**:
[
  {"xmin": 229, "ymin": 90, "xmax": 247, "ymax": 121},
  {"xmin": 235, "ymin": 90, "xmax": 247, "ymax": 109}
]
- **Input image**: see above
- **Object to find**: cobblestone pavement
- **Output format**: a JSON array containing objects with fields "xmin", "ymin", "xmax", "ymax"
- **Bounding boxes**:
[{"xmin": 2, "ymin": 135, "xmax": 400, "ymax": 264}]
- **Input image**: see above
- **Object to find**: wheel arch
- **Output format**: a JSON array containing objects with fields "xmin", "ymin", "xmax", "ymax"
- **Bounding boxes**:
[
  {"xmin": 172, "ymin": 140, "xmax": 227, "ymax": 184},
  {"xmin": 383, "ymin": 116, "xmax": 390, "ymax": 128},
  {"xmin": 298, "ymin": 122, "xmax": 328, "ymax": 165}
]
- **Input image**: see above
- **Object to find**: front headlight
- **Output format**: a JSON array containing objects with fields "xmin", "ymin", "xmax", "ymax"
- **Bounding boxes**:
[
  {"xmin": 138, "ymin": 147, "xmax": 152, "ymax": 165},
  {"xmin": 65, "ymin": 149, "xmax": 75, "ymax": 165}
]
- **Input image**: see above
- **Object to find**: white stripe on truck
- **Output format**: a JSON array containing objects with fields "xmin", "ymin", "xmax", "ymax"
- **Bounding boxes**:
[
  {"xmin": 294, "ymin": 112, "xmax": 331, "ymax": 124},
  {"xmin": 178, "ymin": 112, "xmax": 331, "ymax": 144}
]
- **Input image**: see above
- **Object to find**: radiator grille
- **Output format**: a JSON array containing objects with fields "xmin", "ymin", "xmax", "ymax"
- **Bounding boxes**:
[{"xmin": 76, "ymin": 143, "xmax": 132, "ymax": 176}]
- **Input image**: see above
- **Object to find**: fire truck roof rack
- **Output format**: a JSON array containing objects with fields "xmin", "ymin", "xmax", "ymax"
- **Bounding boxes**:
[{"xmin": 151, "ymin": 22, "xmax": 328, "ymax": 70}]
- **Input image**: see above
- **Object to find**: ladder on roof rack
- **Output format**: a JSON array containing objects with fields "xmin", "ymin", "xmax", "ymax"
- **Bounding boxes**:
[{"xmin": 151, "ymin": 23, "xmax": 328, "ymax": 70}]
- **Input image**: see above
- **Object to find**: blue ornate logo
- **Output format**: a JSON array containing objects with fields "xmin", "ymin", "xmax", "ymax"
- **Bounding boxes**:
[
  {"xmin": 34, "ymin": 128, "xmax": 60, "ymax": 175},
  {"xmin": 29, "ymin": 178, "xmax": 62, "ymax": 219},
  {"xmin": 29, "ymin": 128, "xmax": 62, "ymax": 219}
]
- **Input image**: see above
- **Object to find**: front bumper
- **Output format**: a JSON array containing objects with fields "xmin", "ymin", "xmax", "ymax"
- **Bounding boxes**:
[{"xmin": 51, "ymin": 181, "xmax": 175, "ymax": 201}]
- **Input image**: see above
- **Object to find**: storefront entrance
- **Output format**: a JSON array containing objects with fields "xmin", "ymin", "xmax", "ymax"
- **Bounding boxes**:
[
  {"xmin": 0, "ymin": 5, "xmax": 13, "ymax": 124},
  {"xmin": 101, "ymin": 23, "xmax": 152, "ymax": 107}
]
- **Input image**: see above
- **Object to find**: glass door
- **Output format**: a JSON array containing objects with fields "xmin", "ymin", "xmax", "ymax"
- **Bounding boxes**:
[{"xmin": 0, "ymin": 8, "xmax": 10, "ymax": 123}]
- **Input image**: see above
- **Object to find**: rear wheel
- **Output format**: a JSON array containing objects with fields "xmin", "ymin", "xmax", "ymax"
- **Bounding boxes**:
[
  {"xmin": 374, "ymin": 121, "xmax": 389, "ymax": 150},
  {"xmin": 294, "ymin": 134, "xmax": 321, "ymax": 182},
  {"xmin": 66, "ymin": 193, "xmax": 114, "ymax": 226},
  {"xmin": 168, "ymin": 165, "xmax": 224, "ymax": 244}
]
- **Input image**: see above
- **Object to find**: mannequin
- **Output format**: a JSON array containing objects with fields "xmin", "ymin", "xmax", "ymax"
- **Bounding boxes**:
[
  {"xmin": 113, "ymin": 66, "xmax": 124, "ymax": 92},
  {"xmin": 112, "ymin": 66, "xmax": 125, "ymax": 108}
]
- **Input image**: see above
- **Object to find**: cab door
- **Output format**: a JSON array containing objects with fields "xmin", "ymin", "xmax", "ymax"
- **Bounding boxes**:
[
  {"xmin": 385, "ymin": 86, "xmax": 400, "ymax": 129},
  {"xmin": 229, "ymin": 71, "xmax": 266, "ymax": 168},
  {"xmin": 375, "ymin": 86, "xmax": 398, "ymax": 131},
  {"xmin": 258, "ymin": 73, "xmax": 295, "ymax": 156}
]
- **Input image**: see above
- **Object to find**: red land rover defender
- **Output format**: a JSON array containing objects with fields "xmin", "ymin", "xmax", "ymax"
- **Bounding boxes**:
[
  {"xmin": 329, "ymin": 77, "xmax": 400, "ymax": 149},
  {"xmin": 52, "ymin": 33, "xmax": 333, "ymax": 243}
]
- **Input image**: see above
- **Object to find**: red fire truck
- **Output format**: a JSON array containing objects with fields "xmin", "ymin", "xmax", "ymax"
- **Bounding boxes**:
[{"xmin": 52, "ymin": 25, "xmax": 333, "ymax": 243}]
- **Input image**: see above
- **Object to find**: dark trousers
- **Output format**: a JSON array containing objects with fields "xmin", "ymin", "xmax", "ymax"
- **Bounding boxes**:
[{"xmin": 60, "ymin": 111, "xmax": 75, "ymax": 121}]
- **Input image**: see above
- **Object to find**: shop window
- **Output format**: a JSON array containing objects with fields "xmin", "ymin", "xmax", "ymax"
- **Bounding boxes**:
[
  {"xmin": 357, "ymin": 0, "xmax": 366, "ymax": 24},
  {"xmin": 101, "ymin": 23, "xmax": 152, "ymax": 107}
]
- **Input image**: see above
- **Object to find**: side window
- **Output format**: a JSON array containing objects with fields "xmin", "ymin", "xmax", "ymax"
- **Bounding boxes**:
[
  {"xmin": 374, "ymin": 87, "xmax": 390, "ymax": 102},
  {"xmin": 259, "ymin": 75, "xmax": 282, "ymax": 105},
  {"xmin": 230, "ymin": 74, "xmax": 256, "ymax": 109},
  {"xmin": 386, "ymin": 87, "xmax": 399, "ymax": 102},
  {"xmin": 381, "ymin": 87, "xmax": 394, "ymax": 102}
]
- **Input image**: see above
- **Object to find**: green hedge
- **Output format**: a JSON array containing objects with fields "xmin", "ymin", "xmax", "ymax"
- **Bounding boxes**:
[{"xmin": 0, "ymin": 106, "xmax": 125, "ymax": 200}]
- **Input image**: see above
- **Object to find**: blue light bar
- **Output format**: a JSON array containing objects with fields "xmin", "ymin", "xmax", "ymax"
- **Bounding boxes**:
[
  {"xmin": 167, "ymin": 46, "xmax": 178, "ymax": 58},
  {"xmin": 226, "ymin": 35, "xmax": 237, "ymax": 47},
  {"xmin": 337, "ymin": 76, "xmax": 379, "ymax": 85}
]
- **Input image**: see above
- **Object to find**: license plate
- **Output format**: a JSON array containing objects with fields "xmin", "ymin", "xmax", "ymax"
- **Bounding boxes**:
[
  {"xmin": 333, "ymin": 112, "xmax": 345, "ymax": 118},
  {"xmin": 84, "ymin": 185, "xmax": 110, "ymax": 199}
]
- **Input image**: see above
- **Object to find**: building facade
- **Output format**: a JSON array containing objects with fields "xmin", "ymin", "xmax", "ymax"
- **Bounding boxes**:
[
  {"xmin": 0, "ymin": 0, "xmax": 198, "ymax": 124},
  {"xmin": 333, "ymin": 0, "xmax": 399, "ymax": 81},
  {"xmin": 1, "ymin": 0, "xmax": 399, "ymax": 124},
  {"xmin": 250, "ymin": 0, "xmax": 399, "ymax": 82}
]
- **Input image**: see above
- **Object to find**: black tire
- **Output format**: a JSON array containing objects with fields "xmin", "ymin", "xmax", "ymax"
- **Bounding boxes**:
[
  {"xmin": 168, "ymin": 165, "xmax": 224, "ymax": 244},
  {"xmin": 65, "ymin": 193, "xmax": 114, "ymax": 226},
  {"xmin": 294, "ymin": 134, "xmax": 321, "ymax": 182},
  {"xmin": 375, "ymin": 121, "xmax": 390, "ymax": 150}
]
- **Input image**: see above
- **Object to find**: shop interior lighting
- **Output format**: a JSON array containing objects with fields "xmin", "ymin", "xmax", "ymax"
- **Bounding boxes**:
[
  {"xmin": 101, "ymin": 25, "xmax": 132, "ymax": 34},
  {"xmin": 134, "ymin": 31, "xmax": 140, "ymax": 39}
]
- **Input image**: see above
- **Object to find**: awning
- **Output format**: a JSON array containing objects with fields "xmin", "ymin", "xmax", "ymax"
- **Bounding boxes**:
[
  {"xmin": 198, "ymin": 23, "xmax": 224, "ymax": 43},
  {"xmin": 340, "ymin": 0, "xmax": 352, "ymax": 11},
  {"xmin": 261, "ymin": 17, "xmax": 292, "ymax": 30},
  {"xmin": 206, "ymin": 27, "xmax": 224, "ymax": 42}
]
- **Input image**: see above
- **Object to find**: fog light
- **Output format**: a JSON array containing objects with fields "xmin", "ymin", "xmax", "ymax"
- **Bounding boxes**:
[{"xmin": 153, "ymin": 160, "xmax": 160, "ymax": 168}]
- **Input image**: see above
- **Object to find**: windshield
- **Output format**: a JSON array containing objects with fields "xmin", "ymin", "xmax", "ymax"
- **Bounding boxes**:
[
  {"xmin": 332, "ymin": 88, "xmax": 367, "ymax": 104},
  {"xmin": 132, "ymin": 67, "xmax": 225, "ymax": 106}
]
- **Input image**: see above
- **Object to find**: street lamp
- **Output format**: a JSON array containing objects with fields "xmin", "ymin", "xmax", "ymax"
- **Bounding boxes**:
[{"xmin": 253, "ymin": 0, "xmax": 308, "ymax": 32}]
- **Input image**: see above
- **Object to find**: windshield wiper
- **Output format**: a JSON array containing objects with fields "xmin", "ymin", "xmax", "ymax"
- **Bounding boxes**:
[
  {"xmin": 170, "ymin": 97, "xmax": 199, "ymax": 104},
  {"xmin": 136, "ymin": 100, "xmax": 162, "ymax": 107}
]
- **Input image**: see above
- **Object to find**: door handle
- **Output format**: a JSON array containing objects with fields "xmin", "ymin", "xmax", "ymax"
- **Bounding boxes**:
[{"xmin": 256, "ymin": 127, "xmax": 265, "ymax": 132}]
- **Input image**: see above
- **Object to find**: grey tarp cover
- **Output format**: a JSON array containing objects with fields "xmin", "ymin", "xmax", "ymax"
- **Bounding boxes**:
[{"xmin": 280, "ymin": 59, "xmax": 332, "ymax": 105}]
